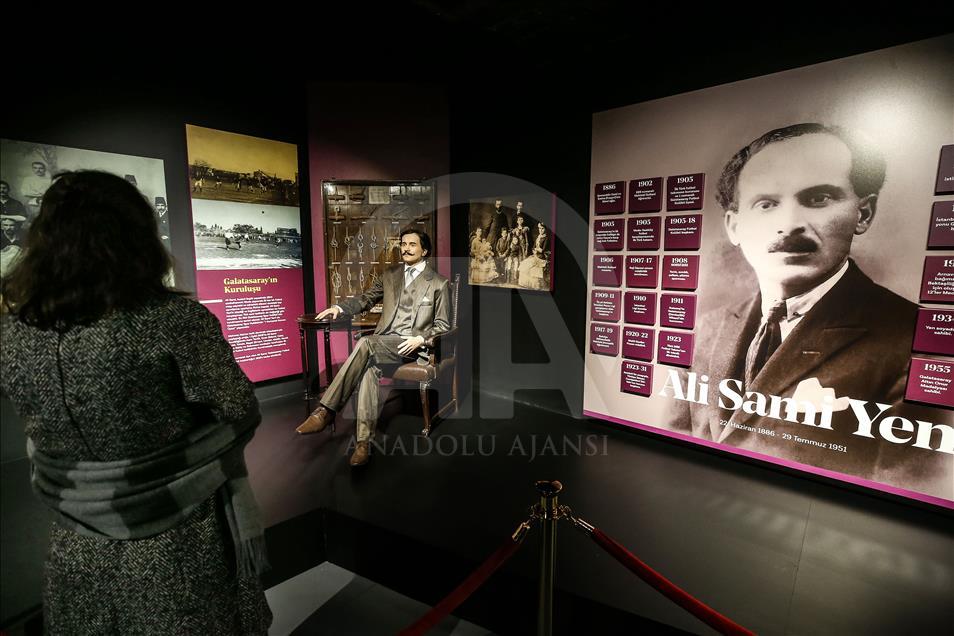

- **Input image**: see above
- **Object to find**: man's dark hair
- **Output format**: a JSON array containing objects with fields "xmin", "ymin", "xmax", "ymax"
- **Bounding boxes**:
[
  {"xmin": 2, "ymin": 170, "xmax": 178, "ymax": 330},
  {"xmin": 0, "ymin": 180, "xmax": 9, "ymax": 189},
  {"xmin": 715, "ymin": 123, "xmax": 887, "ymax": 211},
  {"xmin": 400, "ymin": 227, "xmax": 432, "ymax": 256}
]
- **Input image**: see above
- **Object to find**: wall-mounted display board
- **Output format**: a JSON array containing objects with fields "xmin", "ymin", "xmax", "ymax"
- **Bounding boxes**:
[
  {"xmin": 468, "ymin": 192, "xmax": 556, "ymax": 291},
  {"xmin": 185, "ymin": 124, "xmax": 304, "ymax": 382},
  {"xmin": 0, "ymin": 138, "xmax": 170, "ymax": 278},
  {"xmin": 584, "ymin": 36, "xmax": 954, "ymax": 508},
  {"xmin": 321, "ymin": 180, "xmax": 437, "ymax": 317}
]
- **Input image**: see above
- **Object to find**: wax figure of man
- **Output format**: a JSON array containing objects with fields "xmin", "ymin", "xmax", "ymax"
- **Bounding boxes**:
[
  {"xmin": 666, "ymin": 123, "xmax": 951, "ymax": 492},
  {"xmin": 297, "ymin": 230, "xmax": 450, "ymax": 466}
]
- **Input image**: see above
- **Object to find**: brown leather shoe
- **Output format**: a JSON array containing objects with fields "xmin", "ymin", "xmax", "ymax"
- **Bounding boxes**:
[
  {"xmin": 296, "ymin": 406, "xmax": 335, "ymax": 435},
  {"xmin": 349, "ymin": 440, "xmax": 371, "ymax": 466}
]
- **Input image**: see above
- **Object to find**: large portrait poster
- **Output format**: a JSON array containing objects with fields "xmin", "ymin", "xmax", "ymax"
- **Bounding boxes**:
[
  {"xmin": 584, "ymin": 37, "xmax": 954, "ymax": 507},
  {"xmin": 0, "ymin": 138, "xmax": 170, "ymax": 278},
  {"xmin": 185, "ymin": 124, "xmax": 304, "ymax": 382}
]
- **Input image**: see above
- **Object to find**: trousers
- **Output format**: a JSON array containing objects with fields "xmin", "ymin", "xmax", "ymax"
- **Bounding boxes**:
[{"xmin": 319, "ymin": 335, "xmax": 415, "ymax": 441}]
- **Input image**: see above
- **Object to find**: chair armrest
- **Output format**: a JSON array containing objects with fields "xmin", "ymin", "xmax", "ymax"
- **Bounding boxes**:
[{"xmin": 423, "ymin": 327, "xmax": 458, "ymax": 361}]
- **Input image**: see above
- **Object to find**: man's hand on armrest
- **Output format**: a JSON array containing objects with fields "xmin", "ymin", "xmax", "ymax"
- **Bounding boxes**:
[{"xmin": 316, "ymin": 305, "xmax": 343, "ymax": 321}]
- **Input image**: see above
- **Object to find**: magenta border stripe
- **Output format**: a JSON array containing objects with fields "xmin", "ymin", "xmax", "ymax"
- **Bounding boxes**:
[{"xmin": 582, "ymin": 409, "xmax": 954, "ymax": 510}]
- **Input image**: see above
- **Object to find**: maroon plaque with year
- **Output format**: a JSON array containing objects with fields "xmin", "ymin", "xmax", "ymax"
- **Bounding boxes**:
[
  {"xmin": 664, "ymin": 214, "xmax": 702, "ymax": 250},
  {"xmin": 666, "ymin": 173, "xmax": 705, "ymax": 211},
  {"xmin": 657, "ymin": 330, "xmax": 694, "ymax": 367},
  {"xmin": 936, "ymin": 145, "xmax": 954, "ymax": 195},
  {"xmin": 626, "ymin": 255, "xmax": 659, "ymax": 288},
  {"xmin": 662, "ymin": 255, "xmax": 700, "ymax": 290},
  {"xmin": 622, "ymin": 326, "xmax": 655, "ymax": 361},
  {"xmin": 621, "ymin": 361, "xmax": 653, "ymax": 396},
  {"xmin": 594, "ymin": 218, "xmax": 625, "ymax": 251},
  {"xmin": 591, "ymin": 290, "xmax": 622, "ymax": 322},
  {"xmin": 591, "ymin": 323, "xmax": 620, "ymax": 357},
  {"xmin": 628, "ymin": 177, "xmax": 663, "ymax": 213},
  {"xmin": 913, "ymin": 309, "xmax": 954, "ymax": 356},
  {"xmin": 593, "ymin": 255, "xmax": 623, "ymax": 287},
  {"xmin": 920, "ymin": 256, "xmax": 954, "ymax": 304},
  {"xmin": 627, "ymin": 216, "xmax": 661, "ymax": 251},
  {"xmin": 595, "ymin": 181, "xmax": 626, "ymax": 214},
  {"xmin": 624, "ymin": 291, "xmax": 656, "ymax": 325},
  {"xmin": 905, "ymin": 357, "xmax": 954, "ymax": 408},
  {"xmin": 928, "ymin": 201, "xmax": 954, "ymax": 249},
  {"xmin": 660, "ymin": 294, "xmax": 697, "ymax": 329}
]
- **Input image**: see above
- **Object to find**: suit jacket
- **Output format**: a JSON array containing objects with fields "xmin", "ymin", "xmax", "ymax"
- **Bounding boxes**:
[
  {"xmin": 668, "ymin": 261, "xmax": 952, "ymax": 493},
  {"xmin": 337, "ymin": 262, "xmax": 451, "ymax": 339}
]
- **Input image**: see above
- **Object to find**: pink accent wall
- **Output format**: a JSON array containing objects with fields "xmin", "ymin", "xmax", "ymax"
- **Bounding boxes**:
[{"xmin": 306, "ymin": 83, "xmax": 451, "ymax": 368}]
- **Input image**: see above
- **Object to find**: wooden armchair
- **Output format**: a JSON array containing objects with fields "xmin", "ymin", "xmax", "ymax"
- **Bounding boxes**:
[{"xmin": 389, "ymin": 273, "xmax": 461, "ymax": 437}]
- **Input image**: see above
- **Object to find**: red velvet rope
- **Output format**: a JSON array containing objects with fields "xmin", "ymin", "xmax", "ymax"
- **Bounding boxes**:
[
  {"xmin": 591, "ymin": 528, "xmax": 754, "ymax": 636},
  {"xmin": 399, "ymin": 536, "xmax": 524, "ymax": 636}
]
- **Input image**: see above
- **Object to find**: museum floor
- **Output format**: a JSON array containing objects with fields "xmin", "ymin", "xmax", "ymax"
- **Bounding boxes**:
[
  {"xmin": 250, "ymin": 391, "xmax": 953, "ymax": 636},
  {"xmin": 2, "ymin": 389, "xmax": 951, "ymax": 635}
]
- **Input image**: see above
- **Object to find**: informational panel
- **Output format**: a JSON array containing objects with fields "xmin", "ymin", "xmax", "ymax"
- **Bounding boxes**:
[
  {"xmin": 186, "ymin": 124, "xmax": 304, "ymax": 382},
  {"xmin": 584, "ymin": 37, "xmax": 954, "ymax": 508},
  {"xmin": 0, "ymin": 138, "xmax": 170, "ymax": 278}
]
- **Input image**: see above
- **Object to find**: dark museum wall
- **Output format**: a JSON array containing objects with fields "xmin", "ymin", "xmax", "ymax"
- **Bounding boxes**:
[{"xmin": 448, "ymin": 88, "xmax": 592, "ymax": 417}]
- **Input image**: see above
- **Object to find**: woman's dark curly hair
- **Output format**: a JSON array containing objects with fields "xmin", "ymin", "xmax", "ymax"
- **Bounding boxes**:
[{"xmin": 2, "ymin": 170, "xmax": 179, "ymax": 330}]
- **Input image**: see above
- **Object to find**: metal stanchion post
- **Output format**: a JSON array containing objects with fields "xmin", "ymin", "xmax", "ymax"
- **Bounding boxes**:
[{"xmin": 535, "ymin": 480, "xmax": 562, "ymax": 636}]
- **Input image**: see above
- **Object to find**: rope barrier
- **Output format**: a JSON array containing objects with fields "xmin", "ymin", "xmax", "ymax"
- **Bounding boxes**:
[
  {"xmin": 396, "ymin": 482, "xmax": 754, "ymax": 636},
  {"xmin": 398, "ymin": 519, "xmax": 531, "ymax": 636},
  {"xmin": 589, "ymin": 527, "xmax": 755, "ymax": 636}
]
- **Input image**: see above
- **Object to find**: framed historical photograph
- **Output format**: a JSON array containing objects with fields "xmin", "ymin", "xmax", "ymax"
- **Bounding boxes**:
[
  {"xmin": 468, "ymin": 192, "xmax": 556, "ymax": 291},
  {"xmin": 0, "ymin": 138, "xmax": 170, "ymax": 279}
]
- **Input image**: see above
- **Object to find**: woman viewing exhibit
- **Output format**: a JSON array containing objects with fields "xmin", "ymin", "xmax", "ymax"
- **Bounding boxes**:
[{"xmin": 0, "ymin": 171, "xmax": 271, "ymax": 635}]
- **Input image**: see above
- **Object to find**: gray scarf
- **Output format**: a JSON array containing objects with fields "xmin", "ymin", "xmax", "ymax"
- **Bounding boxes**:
[{"xmin": 27, "ymin": 413, "xmax": 268, "ymax": 577}]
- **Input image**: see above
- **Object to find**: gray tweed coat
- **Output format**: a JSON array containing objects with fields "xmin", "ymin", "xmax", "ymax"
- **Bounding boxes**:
[{"xmin": 0, "ymin": 294, "xmax": 271, "ymax": 635}]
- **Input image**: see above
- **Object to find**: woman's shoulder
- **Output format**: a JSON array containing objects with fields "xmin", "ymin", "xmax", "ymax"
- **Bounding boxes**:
[{"xmin": 134, "ymin": 293, "xmax": 216, "ymax": 328}]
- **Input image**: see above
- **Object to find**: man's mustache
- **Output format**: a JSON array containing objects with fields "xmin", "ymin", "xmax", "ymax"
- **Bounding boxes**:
[{"xmin": 767, "ymin": 234, "xmax": 817, "ymax": 253}]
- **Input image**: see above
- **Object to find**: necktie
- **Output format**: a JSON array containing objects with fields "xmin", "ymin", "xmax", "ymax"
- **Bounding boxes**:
[
  {"xmin": 744, "ymin": 300, "xmax": 787, "ymax": 387},
  {"xmin": 405, "ymin": 267, "xmax": 416, "ymax": 289}
]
